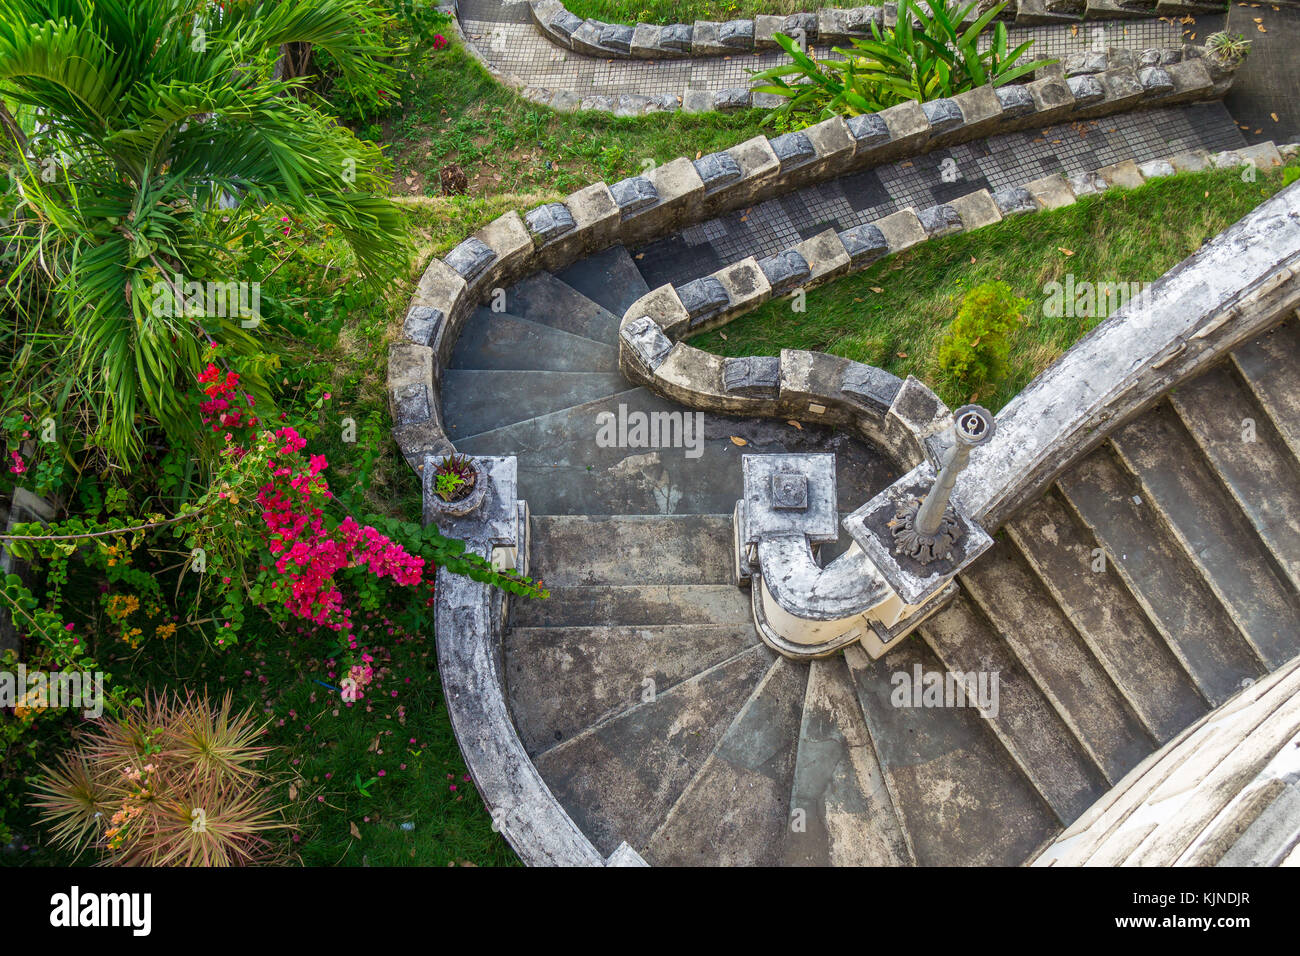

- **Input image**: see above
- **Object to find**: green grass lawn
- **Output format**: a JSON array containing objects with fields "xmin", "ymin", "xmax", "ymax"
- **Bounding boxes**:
[
  {"xmin": 384, "ymin": 42, "xmax": 772, "ymax": 200},
  {"xmin": 689, "ymin": 163, "xmax": 1299, "ymax": 412},
  {"xmin": 563, "ymin": 0, "xmax": 860, "ymax": 24}
]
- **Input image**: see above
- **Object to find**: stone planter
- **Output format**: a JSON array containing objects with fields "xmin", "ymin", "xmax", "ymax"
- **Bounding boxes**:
[{"xmin": 425, "ymin": 456, "xmax": 489, "ymax": 518}]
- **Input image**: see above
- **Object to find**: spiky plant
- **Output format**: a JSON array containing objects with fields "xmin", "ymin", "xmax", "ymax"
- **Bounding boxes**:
[
  {"xmin": 31, "ymin": 690, "xmax": 288, "ymax": 866},
  {"xmin": 0, "ymin": 0, "xmax": 410, "ymax": 468}
]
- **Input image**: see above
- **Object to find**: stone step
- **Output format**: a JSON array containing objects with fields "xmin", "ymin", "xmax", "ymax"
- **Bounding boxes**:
[
  {"xmin": 504, "ymin": 270, "xmax": 623, "ymax": 344},
  {"xmin": 509, "ymin": 583, "xmax": 753, "ymax": 627},
  {"xmin": 920, "ymin": 591, "xmax": 1112, "ymax": 825},
  {"xmin": 843, "ymin": 642, "xmax": 1060, "ymax": 866},
  {"xmin": 1110, "ymin": 401, "xmax": 1300, "ymax": 669},
  {"xmin": 506, "ymin": 623, "xmax": 760, "ymax": 755},
  {"xmin": 529, "ymin": 514, "xmax": 735, "ymax": 586},
  {"xmin": 959, "ymin": 538, "xmax": 1156, "ymax": 784},
  {"xmin": 1232, "ymin": 319, "xmax": 1300, "ymax": 467},
  {"xmin": 533, "ymin": 644, "xmax": 773, "ymax": 857},
  {"xmin": 1170, "ymin": 365, "xmax": 1300, "ymax": 595},
  {"xmin": 554, "ymin": 244, "xmax": 652, "ymax": 319},
  {"xmin": 782, "ymin": 656, "xmax": 914, "ymax": 866},
  {"xmin": 1057, "ymin": 445, "xmax": 1265, "ymax": 706},
  {"xmin": 646, "ymin": 657, "xmax": 807, "ymax": 866},
  {"xmin": 1006, "ymin": 490, "xmax": 1209, "ymax": 741},
  {"xmin": 449, "ymin": 309, "xmax": 619, "ymax": 372},
  {"xmin": 458, "ymin": 386, "xmax": 894, "ymax": 516},
  {"xmin": 442, "ymin": 369, "xmax": 629, "ymax": 439}
]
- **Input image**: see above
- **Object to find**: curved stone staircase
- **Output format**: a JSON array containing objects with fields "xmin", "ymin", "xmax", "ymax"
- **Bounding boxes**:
[{"xmin": 441, "ymin": 241, "xmax": 1300, "ymax": 865}]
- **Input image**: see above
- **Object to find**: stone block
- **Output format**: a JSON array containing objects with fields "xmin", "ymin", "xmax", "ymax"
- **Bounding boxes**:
[
  {"xmin": 769, "ymin": 130, "xmax": 817, "ymax": 170},
  {"xmin": 838, "ymin": 222, "xmax": 889, "ymax": 267},
  {"xmin": 840, "ymin": 363, "xmax": 903, "ymax": 416},
  {"xmin": 1137, "ymin": 159, "xmax": 1176, "ymax": 179},
  {"xmin": 524, "ymin": 202, "xmax": 576, "ymax": 244},
  {"xmin": 1025, "ymin": 76, "xmax": 1075, "ymax": 126},
  {"xmin": 1065, "ymin": 74, "xmax": 1105, "ymax": 107},
  {"xmin": 691, "ymin": 20, "xmax": 727, "ymax": 55},
  {"xmin": 626, "ymin": 284, "xmax": 691, "ymax": 337},
  {"xmin": 754, "ymin": 14, "xmax": 784, "ymax": 48},
  {"xmin": 693, "ymin": 150, "xmax": 744, "ymax": 192},
  {"xmin": 793, "ymin": 229, "xmax": 851, "ymax": 282},
  {"xmin": 921, "ymin": 97, "xmax": 964, "ymax": 133},
  {"xmin": 600, "ymin": 22, "xmax": 634, "ymax": 52},
  {"xmin": 403, "ymin": 304, "xmax": 445, "ymax": 348},
  {"xmin": 1025, "ymin": 173, "xmax": 1077, "ymax": 209},
  {"xmin": 948, "ymin": 85, "xmax": 1003, "ymax": 139},
  {"xmin": 918, "ymin": 203, "xmax": 963, "ymax": 237},
  {"xmin": 444, "ymin": 236, "xmax": 496, "ymax": 282},
  {"xmin": 1068, "ymin": 170, "xmax": 1107, "ymax": 196},
  {"xmin": 630, "ymin": 23, "xmax": 661, "ymax": 57},
  {"xmin": 682, "ymin": 88, "xmax": 715, "ymax": 113},
  {"xmin": 1098, "ymin": 159, "xmax": 1144, "ymax": 189},
  {"xmin": 876, "ymin": 100, "xmax": 931, "ymax": 160},
  {"xmin": 994, "ymin": 84, "xmax": 1036, "ymax": 117},
  {"xmin": 1155, "ymin": 58, "xmax": 1213, "ymax": 104},
  {"xmin": 710, "ymin": 257, "xmax": 772, "ymax": 324},
  {"xmin": 1169, "ymin": 149, "xmax": 1211, "ymax": 172},
  {"xmin": 723, "ymin": 356, "xmax": 781, "ymax": 397},
  {"xmin": 658, "ymin": 23, "xmax": 693, "ymax": 52},
  {"xmin": 610, "ymin": 175, "xmax": 659, "ymax": 214},
  {"xmin": 676, "ymin": 275, "xmax": 730, "ymax": 322},
  {"xmin": 874, "ymin": 208, "xmax": 928, "ymax": 253},
  {"xmin": 991, "ymin": 186, "xmax": 1038, "ymax": 215},
  {"xmin": 719, "ymin": 19, "xmax": 755, "ymax": 48},
  {"xmin": 948, "ymin": 189, "xmax": 1002, "ymax": 230},
  {"xmin": 1137, "ymin": 66, "xmax": 1175, "ymax": 96},
  {"xmin": 715, "ymin": 87, "xmax": 752, "ymax": 111},
  {"xmin": 757, "ymin": 249, "xmax": 812, "ymax": 293},
  {"xmin": 620, "ymin": 315, "xmax": 674, "ymax": 372},
  {"xmin": 1238, "ymin": 141, "xmax": 1284, "ymax": 170},
  {"xmin": 846, "ymin": 112, "xmax": 891, "ymax": 154}
]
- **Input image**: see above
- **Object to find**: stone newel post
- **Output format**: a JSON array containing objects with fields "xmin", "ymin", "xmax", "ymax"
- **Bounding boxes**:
[{"xmin": 892, "ymin": 404, "xmax": 995, "ymax": 565}]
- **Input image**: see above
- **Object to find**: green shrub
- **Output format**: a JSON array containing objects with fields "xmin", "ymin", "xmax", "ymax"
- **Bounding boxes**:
[
  {"xmin": 937, "ymin": 281, "xmax": 1026, "ymax": 392},
  {"xmin": 750, "ymin": 0, "xmax": 1053, "ymax": 122}
]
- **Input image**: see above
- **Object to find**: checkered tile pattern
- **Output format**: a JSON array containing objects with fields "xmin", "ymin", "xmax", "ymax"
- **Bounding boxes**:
[
  {"xmin": 635, "ymin": 102, "xmax": 1245, "ymax": 287},
  {"xmin": 457, "ymin": 15, "xmax": 1187, "ymax": 98}
]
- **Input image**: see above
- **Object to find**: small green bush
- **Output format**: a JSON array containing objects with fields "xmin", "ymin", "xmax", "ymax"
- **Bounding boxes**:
[{"xmin": 937, "ymin": 281, "xmax": 1027, "ymax": 392}]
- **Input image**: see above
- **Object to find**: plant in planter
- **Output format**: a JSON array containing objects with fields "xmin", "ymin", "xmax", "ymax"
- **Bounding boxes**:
[
  {"xmin": 1203, "ymin": 32, "xmax": 1251, "ymax": 81},
  {"xmin": 433, "ymin": 454, "xmax": 477, "ymax": 503},
  {"xmin": 427, "ymin": 453, "xmax": 489, "ymax": 518}
]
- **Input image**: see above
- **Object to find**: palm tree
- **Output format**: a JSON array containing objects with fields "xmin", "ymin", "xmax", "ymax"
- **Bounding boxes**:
[{"xmin": 0, "ymin": 0, "xmax": 408, "ymax": 467}]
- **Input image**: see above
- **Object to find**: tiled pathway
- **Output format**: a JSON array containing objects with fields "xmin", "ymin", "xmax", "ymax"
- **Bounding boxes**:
[
  {"xmin": 458, "ymin": 0, "xmax": 1193, "ymax": 97},
  {"xmin": 635, "ymin": 101, "xmax": 1246, "ymax": 288}
]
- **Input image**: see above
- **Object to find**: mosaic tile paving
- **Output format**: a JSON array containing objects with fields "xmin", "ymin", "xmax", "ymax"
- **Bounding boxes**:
[{"xmin": 633, "ymin": 101, "xmax": 1246, "ymax": 288}]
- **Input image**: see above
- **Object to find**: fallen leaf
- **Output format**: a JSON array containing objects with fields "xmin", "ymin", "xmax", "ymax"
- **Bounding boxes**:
[
  {"xmin": 896, "ymin": 351, "xmax": 908, "ymax": 358},
  {"xmin": 1258, "ymin": 24, "xmax": 1266, "ymax": 31},
  {"xmin": 1273, "ymin": 113, "xmax": 1280, "ymax": 122},
  {"xmin": 289, "ymin": 783, "xmax": 298, "ymax": 801},
  {"xmin": 870, "ymin": 286, "xmax": 884, "ymax": 293},
  {"xmin": 787, "ymin": 420, "xmax": 803, "ymax": 430},
  {"xmin": 1058, "ymin": 247, "xmax": 1074, "ymax": 256},
  {"xmin": 695, "ymin": 150, "xmax": 702, "ymax": 159},
  {"xmin": 730, "ymin": 436, "xmax": 748, "ymax": 446},
  {"xmin": 635, "ymin": 252, "xmax": 644, "ymax": 259},
  {"xmin": 719, "ymin": 331, "xmax": 728, "ymax": 340},
  {"xmin": 350, "ymin": 822, "xmax": 362, "ymax": 840},
  {"xmin": 970, "ymin": 256, "xmax": 976, "ymax": 264}
]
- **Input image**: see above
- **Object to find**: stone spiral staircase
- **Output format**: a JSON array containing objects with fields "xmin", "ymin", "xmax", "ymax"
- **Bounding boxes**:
[{"xmin": 439, "ymin": 243, "xmax": 1300, "ymax": 866}]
